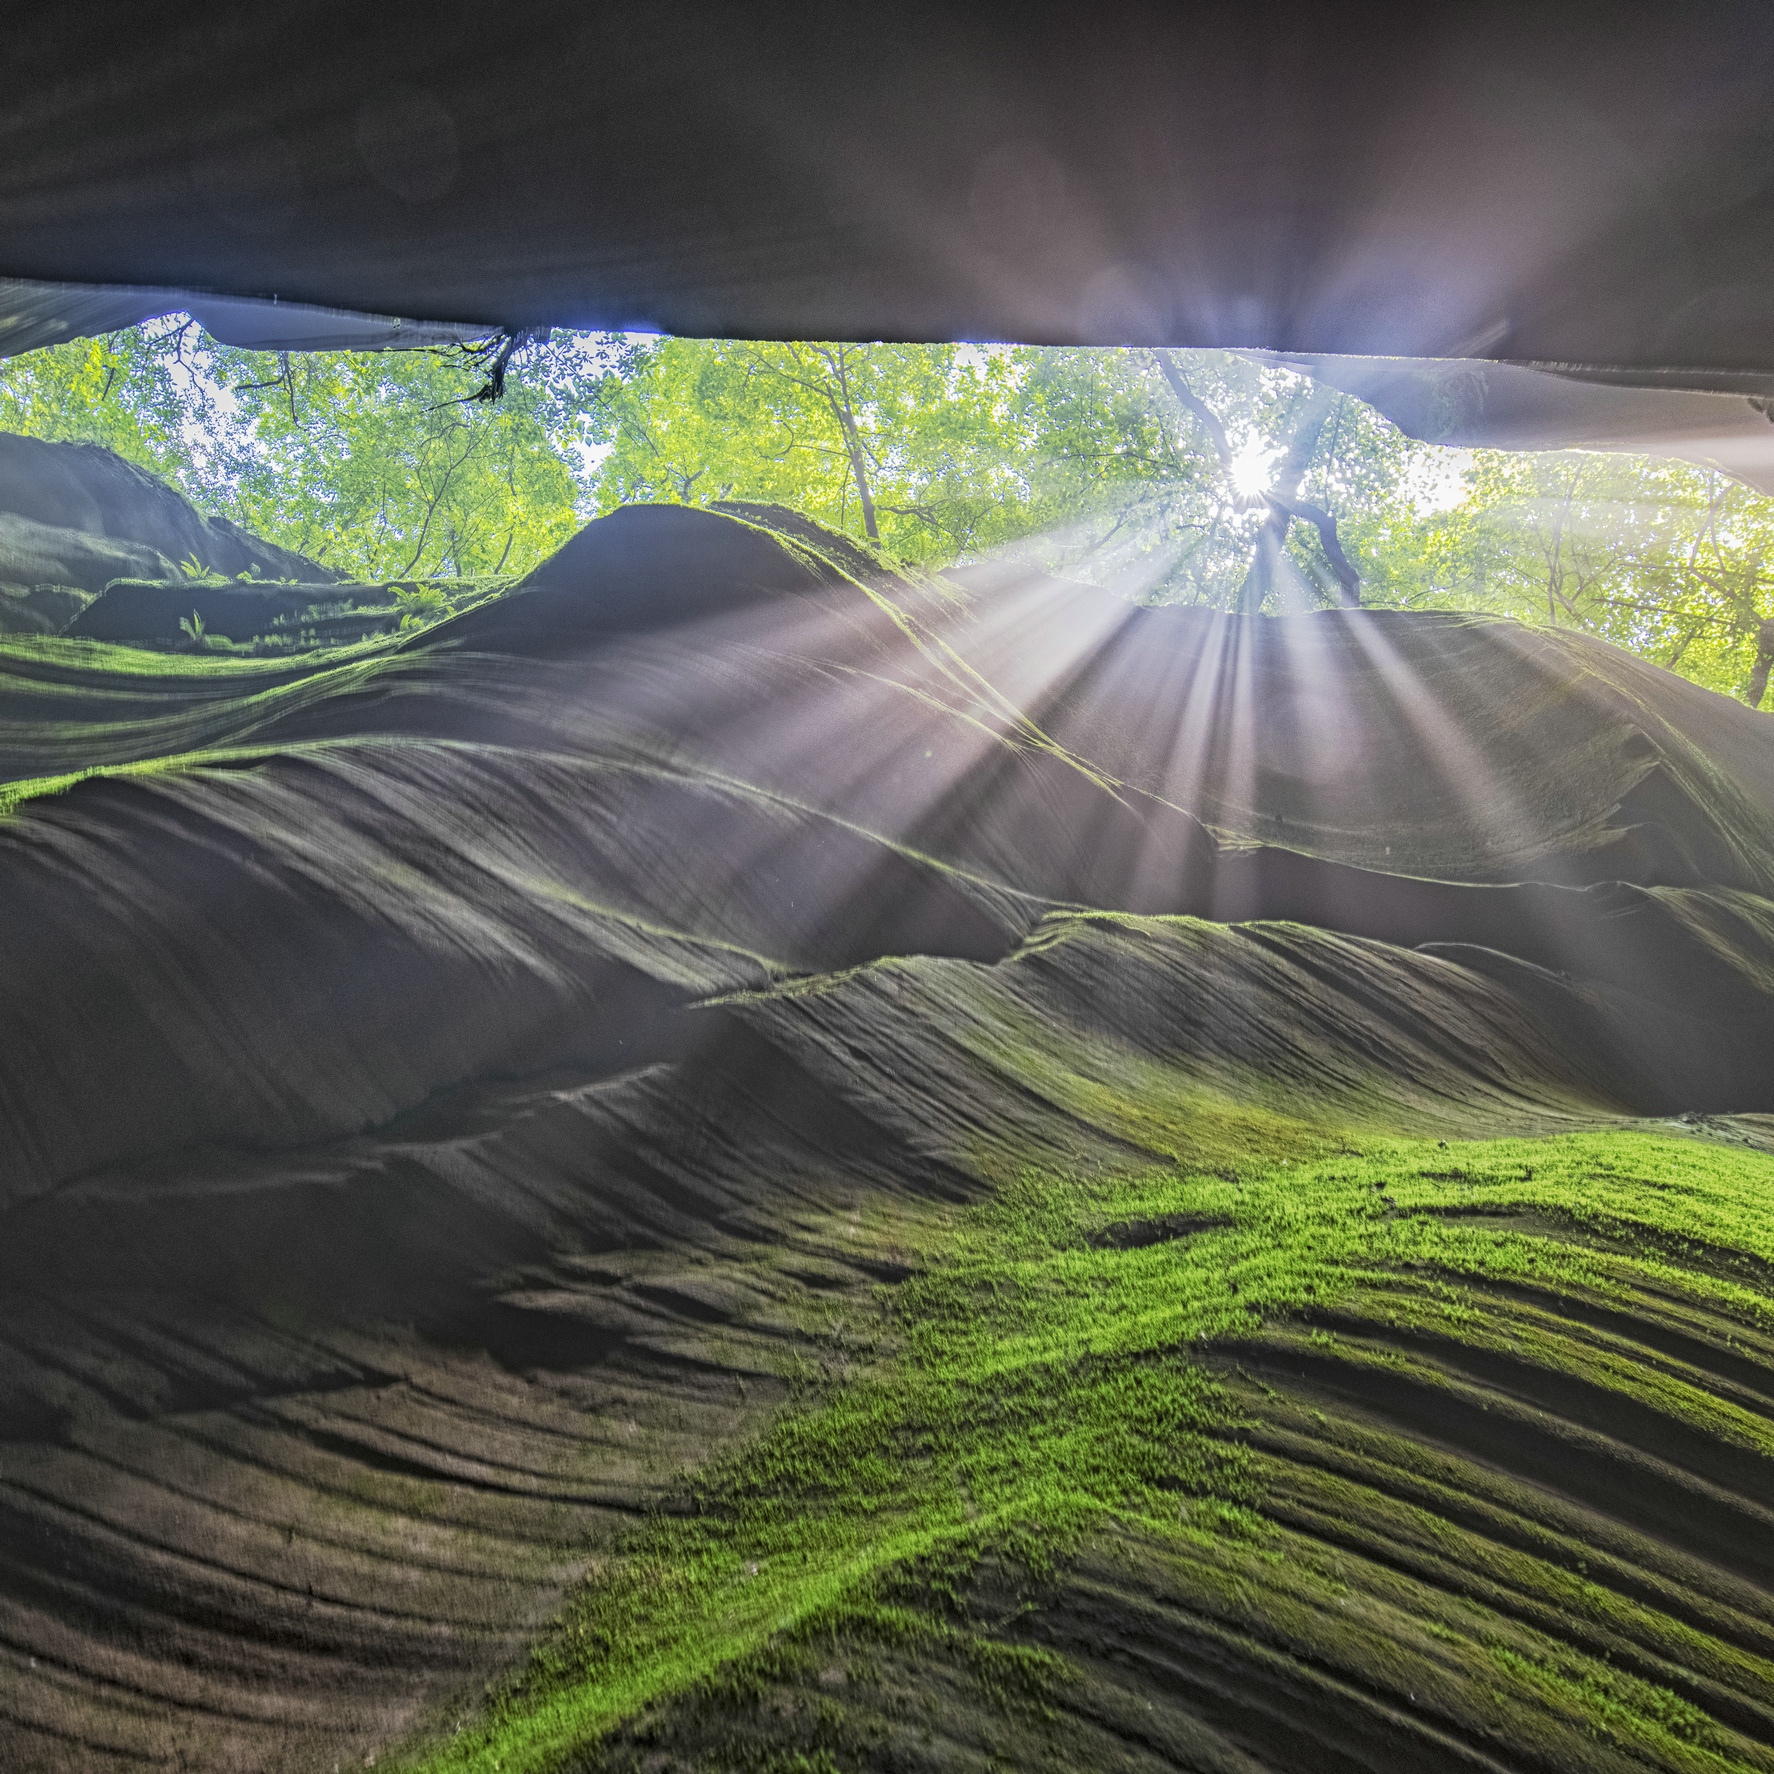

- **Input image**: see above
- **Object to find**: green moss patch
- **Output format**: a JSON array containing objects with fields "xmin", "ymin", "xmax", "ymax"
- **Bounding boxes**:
[{"xmin": 407, "ymin": 1120, "xmax": 1774, "ymax": 1771}]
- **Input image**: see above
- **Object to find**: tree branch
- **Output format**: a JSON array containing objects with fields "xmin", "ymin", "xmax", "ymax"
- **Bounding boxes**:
[
  {"xmin": 397, "ymin": 422, "xmax": 478, "ymax": 575},
  {"xmin": 1151, "ymin": 348, "xmax": 1232, "ymax": 474},
  {"xmin": 1264, "ymin": 492, "xmax": 1360, "ymax": 604},
  {"xmin": 1237, "ymin": 383, "xmax": 1337, "ymax": 613}
]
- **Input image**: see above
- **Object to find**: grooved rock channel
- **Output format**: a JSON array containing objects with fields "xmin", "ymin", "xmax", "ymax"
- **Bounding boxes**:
[{"xmin": 3, "ymin": 502, "xmax": 1774, "ymax": 1772}]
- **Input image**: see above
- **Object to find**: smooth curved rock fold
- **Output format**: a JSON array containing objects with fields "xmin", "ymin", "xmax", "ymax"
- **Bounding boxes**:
[{"xmin": 6, "ymin": 500, "xmax": 1774, "ymax": 1771}]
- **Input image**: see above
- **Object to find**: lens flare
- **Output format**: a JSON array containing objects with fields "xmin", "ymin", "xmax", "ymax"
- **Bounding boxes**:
[{"xmin": 1229, "ymin": 437, "xmax": 1277, "ymax": 498}]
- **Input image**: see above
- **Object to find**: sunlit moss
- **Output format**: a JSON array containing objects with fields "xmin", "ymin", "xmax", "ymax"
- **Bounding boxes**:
[{"xmin": 408, "ymin": 1122, "xmax": 1774, "ymax": 1771}]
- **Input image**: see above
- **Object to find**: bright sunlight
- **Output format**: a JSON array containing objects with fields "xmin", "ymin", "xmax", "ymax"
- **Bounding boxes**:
[{"xmin": 1228, "ymin": 434, "xmax": 1277, "ymax": 497}]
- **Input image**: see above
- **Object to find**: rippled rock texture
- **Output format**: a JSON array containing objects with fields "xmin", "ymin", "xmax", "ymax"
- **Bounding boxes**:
[{"xmin": 3, "ymin": 502, "xmax": 1774, "ymax": 1771}]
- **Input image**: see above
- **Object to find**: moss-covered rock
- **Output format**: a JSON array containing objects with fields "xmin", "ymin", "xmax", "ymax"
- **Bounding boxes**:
[{"xmin": 4, "ymin": 502, "xmax": 1774, "ymax": 1773}]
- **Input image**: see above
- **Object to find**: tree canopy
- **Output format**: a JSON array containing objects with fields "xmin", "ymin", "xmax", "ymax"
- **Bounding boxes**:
[
  {"xmin": 5, "ymin": 320, "xmax": 1774, "ymax": 702},
  {"xmin": 587, "ymin": 339, "xmax": 1028, "ymax": 560},
  {"xmin": 0, "ymin": 322, "xmax": 628, "ymax": 580}
]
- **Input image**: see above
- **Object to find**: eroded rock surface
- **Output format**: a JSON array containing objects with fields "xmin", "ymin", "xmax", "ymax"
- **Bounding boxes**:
[
  {"xmin": 3, "ymin": 503, "xmax": 1774, "ymax": 1771},
  {"xmin": 0, "ymin": 432, "xmax": 335, "ymax": 636}
]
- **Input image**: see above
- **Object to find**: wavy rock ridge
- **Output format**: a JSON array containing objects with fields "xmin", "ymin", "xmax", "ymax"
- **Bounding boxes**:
[
  {"xmin": 3, "ymin": 503, "xmax": 1774, "ymax": 1771},
  {"xmin": 0, "ymin": 434, "xmax": 334, "ymax": 637}
]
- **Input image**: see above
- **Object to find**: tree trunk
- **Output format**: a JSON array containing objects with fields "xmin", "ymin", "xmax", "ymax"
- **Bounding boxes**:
[
  {"xmin": 1748, "ymin": 616, "xmax": 1774, "ymax": 707},
  {"xmin": 844, "ymin": 428, "xmax": 879, "ymax": 540},
  {"xmin": 1238, "ymin": 385, "xmax": 1337, "ymax": 614},
  {"xmin": 813, "ymin": 348, "xmax": 881, "ymax": 543},
  {"xmin": 1266, "ymin": 493, "xmax": 1360, "ymax": 605},
  {"xmin": 826, "ymin": 400, "xmax": 878, "ymax": 541}
]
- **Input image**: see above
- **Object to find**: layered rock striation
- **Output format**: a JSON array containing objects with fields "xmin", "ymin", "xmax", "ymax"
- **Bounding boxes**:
[{"xmin": 3, "ymin": 503, "xmax": 1774, "ymax": 1772}]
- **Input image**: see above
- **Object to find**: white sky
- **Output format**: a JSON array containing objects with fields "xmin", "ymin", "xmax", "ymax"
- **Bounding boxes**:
[{"xmin": 1407, "ymin": 446, "xmax": 1475, "ymax": 515}]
